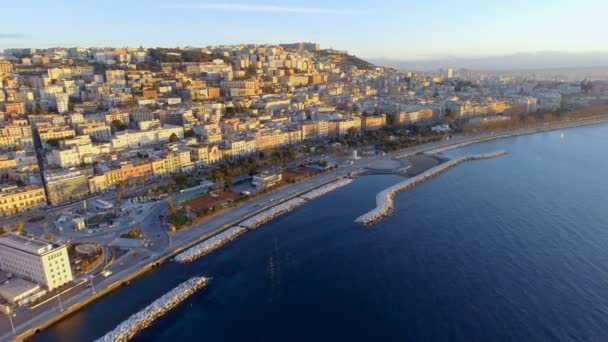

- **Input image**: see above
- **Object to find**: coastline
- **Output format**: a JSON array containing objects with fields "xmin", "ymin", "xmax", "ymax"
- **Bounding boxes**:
[{"xmin": 10, "ymin": 115, "xmax": 608, "ymax": 342}]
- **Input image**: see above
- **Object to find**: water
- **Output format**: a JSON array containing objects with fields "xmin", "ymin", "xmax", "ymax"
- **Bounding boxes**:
[{"xmin": 37, "ymin": 124, "xmax": 608, "ymax": 342}]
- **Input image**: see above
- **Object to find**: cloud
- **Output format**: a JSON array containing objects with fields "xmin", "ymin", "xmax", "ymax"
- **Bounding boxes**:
[
  {"xmin": 0, "ymin": 33, "xmax": 25, "ymax": 39},
  {"xmin": 170, "ymin": 3, "xmax": 356, "ymax": 15}
]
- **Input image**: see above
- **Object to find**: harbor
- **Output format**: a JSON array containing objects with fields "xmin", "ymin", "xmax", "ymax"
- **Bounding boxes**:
[
  {"xmin": 95, "ymin": 276, "xmax": 209, "ymax": 342},
  {"xmin": 355, "ymin": 151, "xmax": 507, "ymax": 225}
]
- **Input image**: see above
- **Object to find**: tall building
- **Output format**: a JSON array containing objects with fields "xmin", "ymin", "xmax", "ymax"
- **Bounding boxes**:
[
  {"xmin": 446, "ymin": 68, "xmax": 454, "ymax": 79},
  {"xmin": 0, "ymin": 234, "xmax": 73, "ymax": 290}
]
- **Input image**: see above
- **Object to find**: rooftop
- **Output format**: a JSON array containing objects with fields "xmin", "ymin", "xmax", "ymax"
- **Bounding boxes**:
[{"xmin": 0, "ymin": 234, "xmax": 54, "ymax": 255}]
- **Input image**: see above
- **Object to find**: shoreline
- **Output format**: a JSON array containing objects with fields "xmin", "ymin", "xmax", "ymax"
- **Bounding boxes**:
[
  {"xmin": 355, "ymin": 151, "xmax": 508, "ymax": 225},
  {"xmin": 10, "ymin": 115, "xmax": 608, "ymax": 342}
]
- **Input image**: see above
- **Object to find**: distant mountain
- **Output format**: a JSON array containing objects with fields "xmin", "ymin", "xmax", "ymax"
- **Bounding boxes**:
[{"xmin": 369, "ymin": 52, "xmax": 608, "ymax": 72}]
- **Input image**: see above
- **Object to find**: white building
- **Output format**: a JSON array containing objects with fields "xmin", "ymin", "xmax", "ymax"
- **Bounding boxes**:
[
  {"xmin": 0, "ymin": 234, "xmax": 73, "ymax": 290},
  {"xmin": 252, "ymin": 171, "xmax": 282, "ymax": 190},
  {"xmin": 111, "ymin": 125, "xmax": 184, "ymax": 149}
]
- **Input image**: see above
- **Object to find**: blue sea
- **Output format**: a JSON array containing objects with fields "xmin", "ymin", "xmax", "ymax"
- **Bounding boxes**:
[{"xmin": 37, "ymin": 124, "xmax": 608, "ymax": 342}]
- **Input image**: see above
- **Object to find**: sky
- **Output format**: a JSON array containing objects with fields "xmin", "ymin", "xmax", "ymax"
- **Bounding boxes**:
[{"xmin": 1, "ymin": 0, "xmax": 607, "ymax": 60}]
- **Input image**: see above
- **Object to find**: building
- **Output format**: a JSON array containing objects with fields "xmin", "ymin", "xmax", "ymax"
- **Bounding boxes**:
[
  {"xmin": 190, "ymin": 144, "xmax": 223, "ymax": 165},
  {"xmin": 252, "ymin": 171, "xmax": 282, "ymax": 190},
  {"xmin": 111, "ymin": 125, "xmax": 184, "ymax": 149},
  {"xmin": 0, "ymin": 124, "xmax": 34, "ymax": 151},
  {"xmin": 76, "ymin": 122, "xmax": 112, "ymax": 142},
  {"xmin": 362, "ymin": 114, "xmax": 387, "ymax": 131},
  {"xmin": 105, "ymin": 70, "xmax": 126, "ymax": 86},
  {"xmin": 104, "ymin": 111, "xmax": 130, "ymax": 126},
  {"xmin": 0, "ymin": 186, "xmax": 46, "ymax": 217},
  {"xmin": 224, "ymin": 138, "xmax": 257, "ymax": 159},
  {"xmin": 0, "ymin": 62, "xmax": 14, "ymax": 74},
  {"xmin": 0, "ymin": 234, "xmax": 73, "ymax": 290},
  {"xmin": 37, "ymin": 125, "xmax": 76, "ymax": 145},
  {"xmin": 4, "ymin": 102, "xmax": 26, "ymax": 116},
  {"xmin": 393, "ymin": 109, "xmax": 435, "ymax": 125},
  {"xmin": 44, "ymin": 170, "xmax": 90, "ymax": 205}
]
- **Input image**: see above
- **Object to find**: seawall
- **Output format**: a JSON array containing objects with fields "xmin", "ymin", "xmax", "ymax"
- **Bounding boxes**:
[
  {"xmin": 355, "ymin": 151, "xmax": 507, "ymax": 225},
  {"xmin": 95, "ymin": 276, "xmax": 209, "ymax": 342},
  {"xmin": 174, "ymin": 226, "xmax": 247, "ymax": 263}
]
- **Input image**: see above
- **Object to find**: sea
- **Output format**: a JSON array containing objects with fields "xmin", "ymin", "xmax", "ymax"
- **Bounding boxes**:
[{"xmin": 36, "ymin": 124, "xmax": 608, "ymax": 342}]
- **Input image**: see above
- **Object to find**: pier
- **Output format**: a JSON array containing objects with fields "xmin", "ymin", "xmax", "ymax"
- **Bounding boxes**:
[
  {"xmin": 95, "ymin": 276, "xmax": 209, "ymax": 342},
  {"xmin": 355, "ymin": 151, "xmax": 507, "ymax": 225}
]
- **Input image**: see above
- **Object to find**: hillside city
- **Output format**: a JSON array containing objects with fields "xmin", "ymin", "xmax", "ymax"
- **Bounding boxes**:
[{"xmin": 0, "ymin": 42, "xmax": 607, "ymax": 338}]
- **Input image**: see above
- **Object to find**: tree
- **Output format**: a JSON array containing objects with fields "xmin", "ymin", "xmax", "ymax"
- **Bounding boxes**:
[
  {"xmin": 121, "ymin": 227, "xmax": 144, "ymax": 239},
  {"xmin": 169, "ymin": 133, "xmax": 180, "ymax": 143},
  {"xmin": 168, "ymin": 196, "xmax": 177, "ymax": 215},
  {"xmin": 14, "ymin": 221, "xmax": 25, "ymax": 235},
  {"xmin": 172, "ymin": 173, "xmax": 188, "ymax": 188},
  {"xmin": 46, "ymin": 139, "xmax": 61, "ymax": 149},
  {"xmin": 110, "ymin": 119, "xmax": 127, "ymax": 132}
]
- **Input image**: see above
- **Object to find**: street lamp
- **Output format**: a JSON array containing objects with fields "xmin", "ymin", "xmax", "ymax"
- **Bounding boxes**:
[
  {"xmin": 89, "ymin": 276, "xmax": 97, "ymax": 294},
  {"xmin": 6, "ymin": 309, "xmax": 15, "ymax": 336},
  {"xmin": 57, "ymin": 293, "xmax": 64, "ymax": 313}
]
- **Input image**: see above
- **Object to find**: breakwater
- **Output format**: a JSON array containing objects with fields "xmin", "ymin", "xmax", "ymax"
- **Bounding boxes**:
[
  {"xmin": 239, "ymin": 198, "xmax": 307, "ymax": 229},
  {"xmin": 173, "ymin": 179, "xmax": 356, "ymax": 263},
  {"xmin": 95, "ymin": 276, "xmax": 209, "ymax": 342},
  {"xmin": 174, "ymin": 226, "xmax": 248, "ymax": 263},
  {"xmin": 300, "ymin": 178, "xmax": 353, "ymax": 200},
  {"xmin": 355, "ymin": 151, "xmax": 507, "ymax": 225}
]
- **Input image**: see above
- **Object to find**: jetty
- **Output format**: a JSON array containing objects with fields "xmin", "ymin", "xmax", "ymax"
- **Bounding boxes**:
[
  {"xmin": 239, "ymin": 197, "xmax": 307, "ymax": 229},
  {"xmin": 355, "ymin": 151, "xmax": 507, "ymax": 225},
  {"xmin": 174, "ymin": 226, "xmax": 247, "ymax": 263},
  {"xmin": 172, "ymin": 178, "xmax": 355, "ymax": 264},
  {"xmin": 300, "ymin": 178, "xmax": 353, "ymax": 200},
  {"xmin": 95, "ymin": 276, "xmax": 209, "ymax": 342}
]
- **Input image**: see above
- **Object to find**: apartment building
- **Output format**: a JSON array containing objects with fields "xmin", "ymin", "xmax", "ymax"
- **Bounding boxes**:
[{"xmin": 0, "ymin": 186, "xmax": 46, "ymax": 217}]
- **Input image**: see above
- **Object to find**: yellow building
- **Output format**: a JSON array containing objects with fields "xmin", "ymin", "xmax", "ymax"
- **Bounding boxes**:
[
  {"xmin": 0, "ymin": 185, "xmax": 46, "ymax": 217},
  {"xmin": 190, "ymin": 145, "xmax": 223, "ymax": 165},
  {"xmin": 394, "ymin": 109, "xmax": 435, "ymax": 125},
  {"xmin": 0, "ymin": 124, "xmax": 34, "ymax": 150},
  {"xmin": 255, "ymin": 131, "xmax": 289, "ymax": 150},
  {"xmin": 362, "ymin": 114, "xmax": 387, "ymax": 130},
  {"xmin": 37, "ymin": 126, "xmax": 76, "ymax": 144}
]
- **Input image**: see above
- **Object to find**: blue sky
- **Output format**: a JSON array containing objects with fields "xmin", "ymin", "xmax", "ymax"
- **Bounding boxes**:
[{"xmin": 1, "ymin": 0, "xmax": 606, "ymax": 59}]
